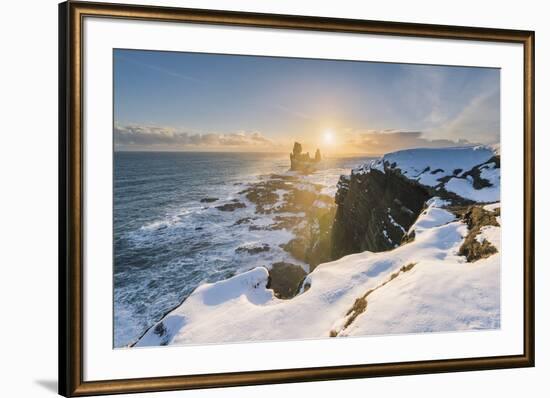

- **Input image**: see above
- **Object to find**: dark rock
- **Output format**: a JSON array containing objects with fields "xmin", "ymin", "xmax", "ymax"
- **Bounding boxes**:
[
  {"xmin": 331, "ymin": 153, "xmax": 500, "ymax": 260},
  {"xmin": 238, "ymin": 171, "xmax": 336, "ymax": 270},
  {"xmin": 280, "ymin": 205, "xmax": 336, "ymax": 270},
  {"xmin": 240, "ymin": 174, "xmax": 323, "ymax": 214},
  {"xmin": 460, "ymin": 157, "xmax": 499, "ymax": 190},
  {"xmin": 215, "ymin": 202, "xmax": 246, "ymax": 212},
  {"xmin": 267, "ymin": 262, "xmax": 307, "ymax": 299},
  {"xmin": 240, "ymin": 178, "xmax": 286, "ymax": 214},
  {"xmin": 152, "ymin": 322, "xmax": 170, "ymax": 346},
  {"xmin": 332, "ymin": 167, "xmax": 431, "ymax": 258},
  {"xmin": 235, "ymin": 243, "xmax": 270, "ymax": 255},
  {"xmin": 248, "ymin": 225, "xmax": 267, "ymax": 231},
  {"xmin": 200, "ymin": 197, "xmax": 218, "ymax": 203},
  {"xmin": 233, "ymin": 217, "xmax": 257, "ymax": 226},
  {"xmin": 280, "ymin": 239, "xmax": 308, "ymax": 263},
  {"xmin": 439, "ymin": 156, "xmax": 499, "ymax": 194}
]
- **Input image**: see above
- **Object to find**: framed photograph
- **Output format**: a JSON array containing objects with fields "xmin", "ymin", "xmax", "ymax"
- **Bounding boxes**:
[{"xmin": 59, "ymin": 1, "xmax": 534, "ymax": 396}]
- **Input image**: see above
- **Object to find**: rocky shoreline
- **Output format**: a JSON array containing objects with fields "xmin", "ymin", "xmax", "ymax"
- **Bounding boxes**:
[{"xmin": 235, "ymin": 172, "xmax": 336, "ymax": 297}]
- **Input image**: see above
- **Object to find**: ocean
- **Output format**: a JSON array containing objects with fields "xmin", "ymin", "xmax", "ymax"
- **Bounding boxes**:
[{"xmin": 114, "ymin": 151, "xmax": 373, "ymax": 347}]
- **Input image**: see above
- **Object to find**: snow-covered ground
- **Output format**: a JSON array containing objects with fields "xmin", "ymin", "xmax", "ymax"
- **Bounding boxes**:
[
  {"xmin": 135, "ymin": 146, "xmax": 501, "ymax": 347},
  {"xmin": 354, "ymin": 146, "xmax": 500, "ymax": 202}
]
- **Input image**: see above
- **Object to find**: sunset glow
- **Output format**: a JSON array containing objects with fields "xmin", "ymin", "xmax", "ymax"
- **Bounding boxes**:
[{"xmin": 323, "ymin": 129, "xmax": 335, "ymax": 145}]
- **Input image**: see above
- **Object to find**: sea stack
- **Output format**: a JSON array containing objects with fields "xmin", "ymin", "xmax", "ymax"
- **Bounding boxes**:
[
  {"xmin": 314, "ymin": 149, "xmax": 321, "ymax": 162},
  {"xmin": 289, "ymin": 142, "xmax": 321, "ymax": 172}
]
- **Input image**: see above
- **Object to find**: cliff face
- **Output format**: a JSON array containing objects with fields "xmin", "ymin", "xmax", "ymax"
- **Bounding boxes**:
[
  {"xmin": 332, "ymin": 168, "xmax": 430, "ymax": 258},
  {"xmin": 331, "ymin": 146, "xmax": 500, "ymax": 259}
]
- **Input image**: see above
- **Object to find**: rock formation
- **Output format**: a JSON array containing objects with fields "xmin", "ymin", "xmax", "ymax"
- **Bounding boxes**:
[
  {"xmin": 290, "ymin": 142, "xmax": 321, "ymax": 172},
  {"xmin": 332, "ymin": 167, "xmax": 431, "ymax": 258},
  {"xmin": 314, "ymin": 149, "xmax": 321, "ymax": 162},
  {"xmin": 331, "ymin": 146, "xmax": 500, "ymax": 259}
]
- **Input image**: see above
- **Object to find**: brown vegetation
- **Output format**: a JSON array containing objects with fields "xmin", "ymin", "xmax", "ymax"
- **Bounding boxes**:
[
  {"xmin": 337, "ymin": 262, "xmax": 417, "ymax": 334},
  {"xmin": 455, "ymin": 206, "xmax": 500, "ymax": 262}
]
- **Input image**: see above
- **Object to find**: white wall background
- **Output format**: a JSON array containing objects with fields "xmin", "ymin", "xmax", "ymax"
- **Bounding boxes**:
[{"xmin": 0, "ymin": 0, "xmax": 546, "ymax": 397}]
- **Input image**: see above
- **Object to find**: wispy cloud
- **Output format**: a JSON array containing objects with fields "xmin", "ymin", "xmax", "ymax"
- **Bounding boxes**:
[
  {"xmin": 431, "ymin": 90, "xmax": 500, "ymax": 144},
  {"xmin": 114, "ymin": 124, "xmax": 274, "ymax": 150}
]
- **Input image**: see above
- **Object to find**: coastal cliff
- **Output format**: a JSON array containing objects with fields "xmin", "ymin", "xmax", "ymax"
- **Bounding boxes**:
[
  {"xmin": 332, "ymin": 167, "xmax": 431, "ymax": 258},
  {"xmin": 332, "ymin": 146, "xmax": 500, "ymax": 259}
]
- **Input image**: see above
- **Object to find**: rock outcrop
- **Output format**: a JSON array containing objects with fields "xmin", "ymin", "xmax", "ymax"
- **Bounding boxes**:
[
  {"xmin": 332, "ymin": 167, "xmax": 431, "ymax": 258},
  {"xmin": 266, "ymin": 262, "xmax": 307, "ymax": 299},
  {"xmin": 331, "ymin": 146, "xmax": 500, "ymax": 259},
  {"xmin": 290, "ymin": 142, "xmax": 321, "ymax": 172}
]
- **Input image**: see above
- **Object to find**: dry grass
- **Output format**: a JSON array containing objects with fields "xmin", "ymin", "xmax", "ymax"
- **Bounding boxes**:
[{"xmin": 341, "ymin": 262, "xmax": 417, "ymax": 330}]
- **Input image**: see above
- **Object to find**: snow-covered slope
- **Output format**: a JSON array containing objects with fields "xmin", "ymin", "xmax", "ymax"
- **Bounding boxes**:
[{"xmin": 136, "ymin": 199, "xmax": 500, "ymax": 346}]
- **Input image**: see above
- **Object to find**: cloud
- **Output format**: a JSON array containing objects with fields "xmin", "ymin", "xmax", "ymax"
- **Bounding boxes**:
[
  {"xmin": 114, "ymin": 124, "xmax": 273, "ymax": 149},
  {"xmin": 344, "ymin": 130, "xmax": 473, "ymax": 154}
]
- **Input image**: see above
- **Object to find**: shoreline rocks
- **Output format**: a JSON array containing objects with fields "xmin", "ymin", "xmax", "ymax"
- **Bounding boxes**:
[
  {"xmin": 200, "ymin": 197, "xmax": 218, "ymax": 203},
  {"xmin": 267, "ymin": 262, "xmax": 307, "ymax": 299},
  {"xmin": 240, "ymin": 173, "xmax": 336, "ymax": 271},
  {"xmin": 235, "ymin": 243, "xmax": 271, "ymax": 255},
  {"xmin": 215, "ymin": 202, "xmax": 246, "ymax": 211}
]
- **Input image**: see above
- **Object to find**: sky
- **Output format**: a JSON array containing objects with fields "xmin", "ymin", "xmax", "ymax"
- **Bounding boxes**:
[{"xmin": 114, "ymin": 49, "xmax": 500, "ymax": 155}]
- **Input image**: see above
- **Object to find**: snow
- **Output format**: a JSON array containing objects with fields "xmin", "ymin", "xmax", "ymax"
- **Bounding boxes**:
[
  {"xmin": 445, "ymin": 177, "xmax": 500, "ymax": 202},
  {"xmin": 342, "ymin": 252, "xmax": 500, "ymax": 335},
  {"xmin": 136, "ymin": 199, "xmax": 501, "ymax": 346},
  {"xmin": 344, "ymin": 207, "xmax": 501, "ymax": 336},
  {"xmin": 408, "ymin": 197, "xmax": 456, "ymax": 236},
  {"xmin": 484, "ymin": 202, "xmax": 501, "ymax": 212},
  {"xmin": 480, "ymin": 163, "xmax": 500, "ymax": 186},
  {"xmin": 352, "ymin": 159, "xmax": 385, "ymax": 175},
  {"xmin": 380, "ymin": 146, "xmax": 495, "ymax": 186},
  {"xmin": 353, "ymin": 146, "xmax": 500, "ymax": 203},
  {"xmin": 443, "ymin": 160, "xmax": 500, "ymax": 202}
]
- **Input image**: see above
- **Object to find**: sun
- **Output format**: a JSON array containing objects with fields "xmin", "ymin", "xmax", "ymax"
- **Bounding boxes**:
[{"xmin": 323, "ymin": 129, "xmax": 335, "ymax": 144}]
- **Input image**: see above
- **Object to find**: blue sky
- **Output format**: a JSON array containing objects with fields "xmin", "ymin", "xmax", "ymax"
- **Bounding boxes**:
[{"xmin": 114, "ymin": 49, "xmax": 500, "ymax": 154}]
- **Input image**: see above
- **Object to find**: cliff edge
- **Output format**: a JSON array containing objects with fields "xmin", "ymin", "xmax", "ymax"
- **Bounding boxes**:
[{"xmin": 332, "ymin": 146, "xmax": 500, "ymax": 258}]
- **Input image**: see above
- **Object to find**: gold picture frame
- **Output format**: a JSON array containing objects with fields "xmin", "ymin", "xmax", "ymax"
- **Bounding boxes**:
[{"xmin": 59, "ymin": 1, "xmax": 535, "ymax": 396}]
